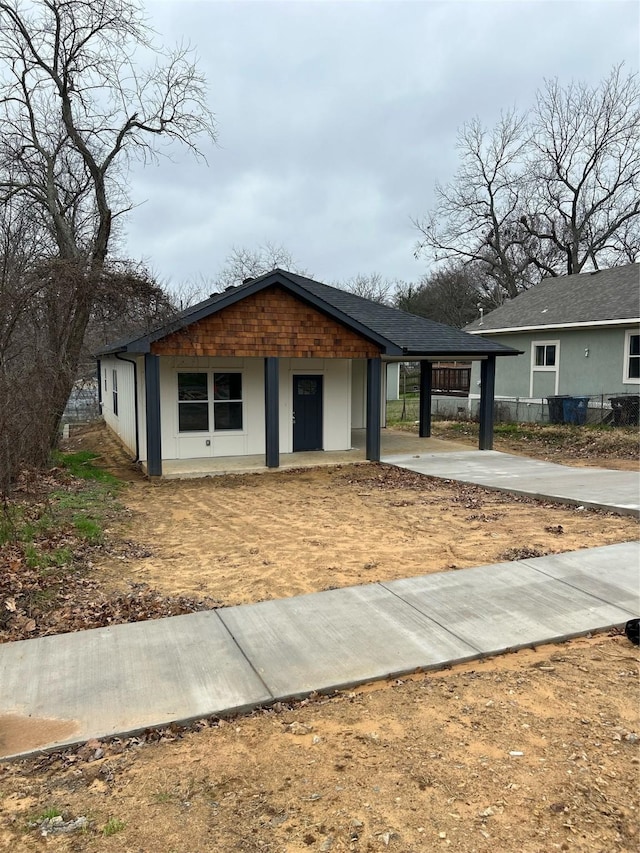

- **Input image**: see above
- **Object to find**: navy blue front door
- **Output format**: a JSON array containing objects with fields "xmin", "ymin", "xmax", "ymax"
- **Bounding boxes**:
[{"xmin": 293, "ymin": 375, "xmax": 323, "ymax": 451}]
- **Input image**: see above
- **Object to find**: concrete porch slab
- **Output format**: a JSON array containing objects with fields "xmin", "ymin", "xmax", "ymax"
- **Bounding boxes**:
[{"xmin": 155, "ymin": 430, "xmax": 473, "ymax": 479}]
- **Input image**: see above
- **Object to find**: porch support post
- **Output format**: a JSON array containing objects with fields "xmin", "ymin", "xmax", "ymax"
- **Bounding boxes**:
[
  {"xmin": 366, "ymin": 357, "xmax": 382, "ymax": 462},
  {"xmin": 144, "ymin": 353, "xmax": 162, "ymax": 476},
  {"xmin": 264, "ymin": 357, "xmax": 280, "ymax": 468},
  {"xmin": 419, "ymin": 361, "xmax": 432, "ymax": 438},
  {"xmin": 478, "ymin": 355, "xmax": 496, "ymax": 450}
]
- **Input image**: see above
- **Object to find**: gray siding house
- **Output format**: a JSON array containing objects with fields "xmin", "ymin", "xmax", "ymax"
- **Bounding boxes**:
[{"xmin": 464, "ymin": 263, "xmax": 639, "ymax": 423}]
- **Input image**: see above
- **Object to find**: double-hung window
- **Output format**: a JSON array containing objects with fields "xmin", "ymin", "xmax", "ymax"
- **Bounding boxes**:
[
  {"xmin": 534, "ymin": 343, "xmax": 557, "ymax": 367},
  {"xmin": 177, "ymin": 371, "xmax": 243, "ymax": 432},
  {"xmin": 213, "ymin": 372, "xmax": 243, "ymax": 430},
  {"xmin": 624, "ymin": 330, "xmax": 640, "ymax": 383},
  {"xmin": 178, "ymin": 373, "xmax": 209, "ymax": 432},
  {"xmin": 530, "ymin": 340, "xmax": 560, "ymax": 397}
]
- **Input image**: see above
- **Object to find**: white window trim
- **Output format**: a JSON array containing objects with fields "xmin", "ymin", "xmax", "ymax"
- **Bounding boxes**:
[
  {"xmin": 623, "ymin": 329, "xmax": 640, "ymax": 384},
  {"xmin": 176, "ymin": 370, "xmax": 246, "ymax": 435},
  {"xmin": 530, "ymin": 340, "xmax": 560, "ymax": 397}
]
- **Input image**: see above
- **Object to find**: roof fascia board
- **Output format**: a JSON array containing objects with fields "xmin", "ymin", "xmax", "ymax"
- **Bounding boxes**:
[
  {"xmin": 469, "ymin": 318, "xmax": 640, "ymax": 335},
  {"xmin": 402, "ymin": 349, "xmax": 523, "ymax": 359}
]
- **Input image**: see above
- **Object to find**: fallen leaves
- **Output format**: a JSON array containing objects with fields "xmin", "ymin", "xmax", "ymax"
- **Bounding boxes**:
[{"xmin": 1, "ymin": 469, "xmax": 220, "ymax": 643}]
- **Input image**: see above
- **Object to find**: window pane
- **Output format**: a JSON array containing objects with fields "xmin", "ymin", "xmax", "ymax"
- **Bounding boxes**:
[
  {"xmin": 112, "ymin": 369, "xmax": 118, "ymax": 391},
  {"xmin": 214, "ymin": 372, "xmax": 242, "ymax": 400},
  {"xmin": 297, "ymin": 378, "xmax": 319, "ymax": 395},
  {"xmin": 179, "ymin": 402, "xmax": 209, "ymax": 431},
  {"xmin": 535, "ymin": 346, "xmax": 545, "ymax": 366},
  {"xmin": 545, "ymin": 345, "xmax": 556, "ymax": 366},
  {"xmin": 629, "ymin": 357, "xmax": 640, "ymax": 379},
  {"xmin": 214, "ymin": 401, "xmax": 242, "ymax": 430},
  {"xmin": 178, "ymin": 373, "xmax": 208, "ymax": 401},
  {"xmin": 630, "ymin": 335, "xmax": 640, "ymax": 357}
]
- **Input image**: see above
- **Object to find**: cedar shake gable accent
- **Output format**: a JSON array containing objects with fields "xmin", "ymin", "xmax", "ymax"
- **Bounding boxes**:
[{"xmin": 151, "ymin": 286, "xmax": 382, "ymax": 358}]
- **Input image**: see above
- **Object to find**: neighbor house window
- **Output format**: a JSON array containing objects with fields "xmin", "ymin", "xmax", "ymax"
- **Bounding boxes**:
[
  {"xmin": 178, "ymin": 372, "xmax": 209, "ymax": 432},
  {"xmin": 213, "ymin": 372, "xmax": 243, "ymax": 430},
  {"xmin": 530, "ymin": 339, "xmax": 560, "ymax": 397},
  {"xmin": 112, "ymin": 369, "xmax": 119, "ymax": 416},
  {"xmin": 104, "ymin": 369, "xmax": 107, "ymax": 392},
  {"xmin": 624, "ymin": 330, "xmax": 640, "ymax": 382},
  {"xmin": 535, "ymin": 344, "xmax": 556, "ymax": 367}
]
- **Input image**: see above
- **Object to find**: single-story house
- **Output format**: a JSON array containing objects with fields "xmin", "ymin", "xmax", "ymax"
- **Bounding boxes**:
[
  {"xmin": 464, "ymin": 263, "xmax": 640, "ymax": 422},
  {"xmin": 97, "ymin": 269, "xmax": 519, "ymax": 476}
]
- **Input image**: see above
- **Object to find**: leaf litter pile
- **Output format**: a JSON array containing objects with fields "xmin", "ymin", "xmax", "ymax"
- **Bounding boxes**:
[{"xmin": 1, "ymin": 464, "xmax": 219, "ymax": 643}]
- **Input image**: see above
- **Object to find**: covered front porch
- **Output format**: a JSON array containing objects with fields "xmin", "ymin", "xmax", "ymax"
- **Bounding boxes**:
[{"xmin": 155, "ymin": 427, "xmax": 475, "ymax": 479}]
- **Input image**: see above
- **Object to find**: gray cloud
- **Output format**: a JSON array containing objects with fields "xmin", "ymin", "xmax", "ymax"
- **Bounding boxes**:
[{"xmin": 124, "ymin": 0, "xmax": 640, "ymax": 291}]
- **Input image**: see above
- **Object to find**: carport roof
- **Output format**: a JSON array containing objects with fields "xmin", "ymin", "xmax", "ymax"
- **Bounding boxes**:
[{"xmin": 97, "ymin": 269, "xmax": 520, "ymax": 359}]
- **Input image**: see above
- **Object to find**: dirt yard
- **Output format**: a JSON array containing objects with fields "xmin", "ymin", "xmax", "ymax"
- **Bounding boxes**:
[
  {"xmin": 83, "ymin": 424, "xmax": 638, "ymax": 607},
  {"xmin": 0, "ymin": 423, "xmax": 638, "ymax": 852},
  {"xmin": 1, "ymin": 635, "xmax": 638, "ymax": 852}
]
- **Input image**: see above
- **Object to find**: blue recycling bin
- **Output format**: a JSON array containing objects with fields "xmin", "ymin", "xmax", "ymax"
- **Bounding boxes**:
[{"xmin": 562, "ymin": 396, "xmax": 590, "ymax": 425}]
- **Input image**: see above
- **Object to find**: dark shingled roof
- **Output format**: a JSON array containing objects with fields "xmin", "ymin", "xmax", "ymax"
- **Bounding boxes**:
[
  {"xmin": 465, "ymin": 263, "xmax": 640, "ymax": 334},
  {"xmin": 98, "ymin": 269, "xmax": 519, "ymax": 358}
]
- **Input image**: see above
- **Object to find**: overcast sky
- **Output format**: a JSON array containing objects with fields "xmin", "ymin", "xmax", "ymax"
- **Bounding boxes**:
[{"xmin": 124, "ymin": 0, "xmax": 640, "ymax": 293}]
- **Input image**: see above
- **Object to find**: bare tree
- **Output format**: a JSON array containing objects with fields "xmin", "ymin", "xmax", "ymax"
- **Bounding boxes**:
[
  {"xmin": 335, "ymin": 272, "xmax": 401, "ymax": 305},
  {"xmin": 525, "ymin": 65, "xmax": 640, "ymax": 275},
  {"xmin": 415, "ymin": 66, "xmax": 640, "ymax": 300},
  {"xmin": 394, "ymin": 265, "xmax": 485, "ymax": 328},
  {"xmin": 214, "ymin": 243, "xmax": 307, "ymax": 291},
  {"xmin": 84, "ymin": 262, "xmax": 179, "ymax": 357},
  {"xmin": 0, "ymin": 0, "xmax": 215, "ymax": 451},
  {"xmin": 414, "ymin": 111, "xmax": 535, "ymax": 299}
]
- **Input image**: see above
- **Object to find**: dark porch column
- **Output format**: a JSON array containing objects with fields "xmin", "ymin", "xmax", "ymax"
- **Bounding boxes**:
[
  {"xmin": 366, "ymin": 357, "xmax": 382, "ymax": 462},
  {"xmin": 144, "ymin": 353, "xmax": 162, "ymax": 476},
  {"xmin": 478, "ymin": 355, "xmax": 496, "ymax": 450},
  {"xmin": 419, "ymin": 361, "xmax": 432, "ymax": 438},
  {"xmin": 264, "ymin": 357, "xmax": 280, "ymax": 468}
]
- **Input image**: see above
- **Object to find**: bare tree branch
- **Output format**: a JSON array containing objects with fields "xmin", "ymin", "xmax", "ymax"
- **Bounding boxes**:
[
  {"xmin": 0, "ymin": 0, "xmax": 216, "ymax": 458},
  {"xmin": 415, "ymin": 65, "xmax": 640, "ymax": 300}
]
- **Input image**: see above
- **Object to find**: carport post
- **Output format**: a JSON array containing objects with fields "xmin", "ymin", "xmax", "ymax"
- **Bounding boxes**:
[
  {"xmin": 419, "ymin": 361, "xmax": 432, "ymax": 438},
  {"xmin": 478, "ymin": 355, "xmax": 496, "ymax": 450},
  {"xmin": 366, "ymin": 357, "xmax": 382, "ymax": 462},
  {"xmin": 144, "ymin": 353, "xmax": 162, "ymax": 476},
  {"xmin": 264, "ymin": 357, "xmax": 280, "ymax": 468}
]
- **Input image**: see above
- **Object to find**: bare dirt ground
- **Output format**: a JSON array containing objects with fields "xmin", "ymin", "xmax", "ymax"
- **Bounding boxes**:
[
  {"xmin": 1, "ymin": 635, "xmax": 638, "ymax": 852},
  {"xmin": 77, "ymin": 424, "xmax": 638, "ymax": 606},
  {"xmin": 0, "ymin": 422, "xmax": 638, "ymax": 852}
]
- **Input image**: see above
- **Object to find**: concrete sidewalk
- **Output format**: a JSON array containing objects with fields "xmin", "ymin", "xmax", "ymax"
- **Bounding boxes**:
[
  {"xmin": 1, "ymin": 541, "xmax": 638, "ymax": 760},
  {"xmin": 382, "ymin": 449, "xmax": 640, "ymax": 516}
]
